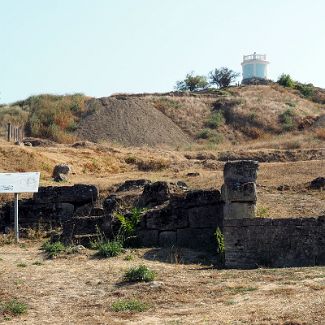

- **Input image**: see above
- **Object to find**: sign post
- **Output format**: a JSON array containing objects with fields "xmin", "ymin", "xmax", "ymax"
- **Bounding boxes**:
[{"xmin": 0, "ymin": 172, "xmax": 40, "ymax": 243}]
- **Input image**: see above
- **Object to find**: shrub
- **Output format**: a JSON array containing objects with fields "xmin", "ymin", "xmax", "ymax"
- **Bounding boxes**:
[
  {"xmin": 124, "ymin": 265, "xmax": 155, "ymax": 282},
  {"xmin": 0, "ymin": 299, "xmax": 28, "ymax": 316},
  {"xmin": 295, "ymin": 82, "xmax": 315, "ymax": 98},
  {"xmin": 41, "ymin": 241, "xmax": 65, "ymax": 258},
  {"xmin": 206, "ymin": 111, "xmax": 225, "ymax": 129},
  {"xmin": 277, "ymin": 74, "xmax": 295, "ymax": 88},
  {"xmin": 196, "ymin": 129, "xmax": 210, "ymax": 139},
  {"xmin": 97, "ymin": 240, "xmax": 123, "ymax": 258},
  {"xmin": 111, "ymin": 299, "xmax": 148, "ymax": 312},
  {"xmin": 279, "ymin": 109, "xmax": 295, "ymax": 131}
]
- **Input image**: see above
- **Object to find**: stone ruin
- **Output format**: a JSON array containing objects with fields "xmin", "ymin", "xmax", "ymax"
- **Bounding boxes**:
[{"xmin": 0, "ymin": 160, "xmax": 324, "ymax": 268}]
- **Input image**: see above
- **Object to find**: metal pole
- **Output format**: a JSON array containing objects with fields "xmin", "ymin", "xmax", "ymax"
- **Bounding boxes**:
[
  {"xmin": 14, "ymin": 193, "xmax": 19, "ymax": 243},
  {"xmin": 7, "ymin": 123, "xmax": 11, "ymax": 142}
]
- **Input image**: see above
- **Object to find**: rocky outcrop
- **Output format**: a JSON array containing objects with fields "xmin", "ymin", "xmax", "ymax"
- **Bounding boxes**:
[{"xmin": 52, "ymin": 164, "xmax": 72, "ymax": 182}]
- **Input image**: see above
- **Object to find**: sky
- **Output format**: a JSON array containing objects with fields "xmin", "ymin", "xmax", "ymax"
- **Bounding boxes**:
[{"xmin": 1, "ymin": 0, "xmax": 325, "ymax": 104}]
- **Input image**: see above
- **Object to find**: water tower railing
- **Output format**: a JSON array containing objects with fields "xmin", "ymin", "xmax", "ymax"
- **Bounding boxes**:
[{"xmin": 243, "ymin": 54, "xmax": 266, "ymax": 61}]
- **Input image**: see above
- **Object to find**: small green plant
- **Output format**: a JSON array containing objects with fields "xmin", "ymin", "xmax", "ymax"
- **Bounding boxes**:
[
  {"xmin": 124, "ymin": 265, "xmax": 155, "ymax": 282},
  {"xmin": 196, "ymin": 128, "xmax": 210, "ymax": 139},
  {"xmin": 125, "ymin": 156, "xmax": 137, "ymax": 164},
  {"xmin": 206, "ymin": 111, "xmax": 225, "ymax": 129},
  {"xmin": 214, "ymin": 227, "xmax": 225, "ymax": 265},
  {"xmin": 279, "ymin": 109, "xmax": 295, "ymax": 131},
  {"xmin": 257, "ymin": 206, "xmax": 270, "ymax": 218},
  {"xmin": 124, "ymin": 254, "xmax": 134, "ymax": 261},
  {"xmin": 41, "ymin": 241, "xmax": 65, "ymax": 258},
  {"xmin": 17, "ymin": 262, "xmax": 27, "ymax": 268},
  {"xmin": 111, "ymin": 299, "xmax": 149, "ymax": 312},
  {"xmin": 114, "ymin": 208, "xmax": 145, "ymax": 243},
  {"xmin": 0, "ymin": 299, "xmax": 28, "ymax": 316},
  {"xmin": 97, "ymin": 240, "xmax": 123, "ymax": 258},
  {"xmin": 32, "ymin": 261, "xmax": 43, "ymax": 266}
]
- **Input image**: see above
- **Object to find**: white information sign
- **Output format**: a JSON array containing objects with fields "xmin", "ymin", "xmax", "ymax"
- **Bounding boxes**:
[
  {"xmin": 0, "ymin": 172, "xmax": 40, "ymax": 193},
  {"xmin": 0, "ymin": 172, "xmax": 40, "ymax": 242}
]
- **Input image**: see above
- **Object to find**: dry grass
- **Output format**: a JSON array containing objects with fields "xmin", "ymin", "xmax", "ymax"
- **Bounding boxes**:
[{"xmin": 0, "ymin": 243, "xmax": 324, "ymax": 324}]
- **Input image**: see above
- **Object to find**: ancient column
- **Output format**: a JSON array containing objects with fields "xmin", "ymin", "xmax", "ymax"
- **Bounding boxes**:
[{"xmin": 222, "ymin": 160, "xmax": 259, "ymax": 219}]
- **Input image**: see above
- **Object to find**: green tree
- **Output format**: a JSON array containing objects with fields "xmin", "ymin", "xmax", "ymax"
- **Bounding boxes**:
[
  {"xmin": 175, "ymin": 72, "xmax": 209, "ymax": 91},
  {"xmin": 277, "ymin": 74, "xmax": 295, "ymax": 88},
  {"xmin": 209, "ymin": 67, "xmax": 240, "ymax": 88}
]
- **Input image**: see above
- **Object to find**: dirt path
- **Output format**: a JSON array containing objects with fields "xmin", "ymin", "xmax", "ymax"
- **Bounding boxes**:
[{"xmin": 0, "ymin": 243, "xmax": 324, "ymax": 324}]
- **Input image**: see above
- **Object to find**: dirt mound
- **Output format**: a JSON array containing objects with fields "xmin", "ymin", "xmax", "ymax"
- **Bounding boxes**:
[{"xmin": 76, "ymin": 97, "xmax": 190, "ymax": 147}]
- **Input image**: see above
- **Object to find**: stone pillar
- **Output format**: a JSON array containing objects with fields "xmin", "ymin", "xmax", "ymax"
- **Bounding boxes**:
[{"xmin": 222, "ymin": 160, "xmax": 258, "ymax": 219}]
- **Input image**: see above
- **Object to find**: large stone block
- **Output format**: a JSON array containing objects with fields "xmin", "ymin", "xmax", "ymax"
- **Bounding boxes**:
[
  {"xmin": 224, "ymin": 202, "xmax": 256, "ymax": 219},
  {"xmin": 159, "ymin": 231, "xmax": 177, "ymax": 247},
  {"xmin": 34, "ymin": 184, "xmax": 98, "ymax": 204},
  {"xmin": 177, "ymin": 228, "xmax": 216, "ymax": 251},
  {"xmin": 170, "ymin": 189, "xmax": 221, "ymax": 209},
  {"xmin": 138, "ymin": 181, "xmax": 170, "ymax": 208},
  {"xmin": 188, "ymin": 204, "xmax": 224, "ymax": 228},
  {"xmin": 146, "ymin": 206, "xmax": 188, "ymax": 230},
  {"xmin": 137, "ymin": 229, "xmax": 159, "ymax": 247},
  {"xmin": 221, "ymin": 182, "xmax": 256, "ymax": 202},
  {"xmin": 224, "ymin": 160, "xmax": 258, "ymax": 183}
]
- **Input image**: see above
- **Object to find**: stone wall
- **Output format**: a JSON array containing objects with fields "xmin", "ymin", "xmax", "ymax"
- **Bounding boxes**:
[
  {"xmin": 0, "ymin": 184, "xmax": 99, "ymax": 231},
  {"xmin": 224, "ymin": 217, "xmax": 325, "ymax": 268},
  {"xmin": 137, "ymin": 189, "xmax": 224, "ymax": 251},
  {"xmin": 60, "ymin": 181, "xmax": 224, "ymax": 250}
]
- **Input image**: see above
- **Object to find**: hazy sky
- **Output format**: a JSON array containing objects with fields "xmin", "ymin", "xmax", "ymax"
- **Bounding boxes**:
[{"xmin": 1, "ymin": 0, "xmax": 324, "ymax": 104}]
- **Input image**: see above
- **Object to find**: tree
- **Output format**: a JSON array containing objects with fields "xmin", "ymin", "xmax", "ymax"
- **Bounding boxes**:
[
  {"xmin": 209, "ymin": 67, "xmax": 240, "ymax": 88},
  {"xmin": 277, "ymin": 74, "xmax": 295, "ymax": 88},
  {"xmin": 175, "ymin": 72, "xmax": 209, "ymax": 92}
]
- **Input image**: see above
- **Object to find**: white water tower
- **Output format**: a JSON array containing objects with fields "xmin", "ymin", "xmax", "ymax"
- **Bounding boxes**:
[{"xmin": 241, "ymin": 52, "xmax": 269, "ymax": 82}]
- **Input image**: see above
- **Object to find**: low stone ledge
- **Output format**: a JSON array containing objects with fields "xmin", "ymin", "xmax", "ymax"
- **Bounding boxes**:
[{"xmin": 34, "ymin": 184, "xmax": 99, "ymax": 204}]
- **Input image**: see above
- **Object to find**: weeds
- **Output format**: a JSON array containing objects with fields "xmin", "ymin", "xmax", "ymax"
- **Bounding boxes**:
[
  {"xmin": 257, "ymin": 206, "xmax": 270, "ymax": 218},
  {"xmin": 124, "ymin": 254, "xmax": 134, "ymax": 261},
  {"xmin": 123, "ymin": 265, "xmax": 155, "ymax": 282},
  {"xmin": 111, "ymin": 299, "xmax": 149, "ymax": 312},
  {"xmin": 114, "ymin": 208, "xmax": 145, "ymax": 242},
  {"xmin": 17, "ymin": 263, "xmax": 27, "ymax": 268},
  {"xmin": 206, "ymin": 111, "xmax": 225, "ymax": 129},
  {"xmin": 41, "ymin": 241, "xmax": 65, "ymax": 258},
  {"xmin": 196, "ymin": 129, "xmax": 210, "ymax": 139},
  {"xmin": 96, "ymin": 241, "xmax": 124, "ymax": 258},
  {"xmin": 215, "ymin": 227, "xmax": 225, "ymax": 265},
  {"xmin": 0, "ymin": 299, "xmax": 28, "ymax": 316},
  {"xmin": 279, "ymin": 109, "xmax": 295, "ymax": 131}
]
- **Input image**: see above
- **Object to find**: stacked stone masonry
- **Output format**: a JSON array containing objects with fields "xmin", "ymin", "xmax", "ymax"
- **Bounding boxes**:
[
  {"xmin": 222, "ymin": 160, "xmax": 258, "ymax": 219},
  {"xmin": 224, "ymin": 217, "xmax": 325, "ymax": 268}
]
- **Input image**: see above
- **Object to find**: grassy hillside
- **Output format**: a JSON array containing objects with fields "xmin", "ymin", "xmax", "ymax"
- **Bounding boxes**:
[{"xmin": 0, "ymin": 84, "xmax": 324, "ymax": 147}]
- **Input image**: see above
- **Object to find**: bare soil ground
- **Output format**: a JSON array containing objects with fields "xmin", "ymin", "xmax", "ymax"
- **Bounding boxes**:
[
  {"xmin": 76, "ymin": 97, "xmax": 190, "ymax": 147},
  {"xmin": 0, "ymin": 243, "xmax": 324, "ymax": 325}
]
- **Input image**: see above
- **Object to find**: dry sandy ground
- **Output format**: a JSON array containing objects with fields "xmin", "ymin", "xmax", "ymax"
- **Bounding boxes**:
[{"xmin": 0, "ymin": 243, "xmax": 324, "ymax": 325}]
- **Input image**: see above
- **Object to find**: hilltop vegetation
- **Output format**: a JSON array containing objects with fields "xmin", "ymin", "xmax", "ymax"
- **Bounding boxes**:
[{"xmin": 0, "ymin": 83, "xmax": 324, "ymax": 147}]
